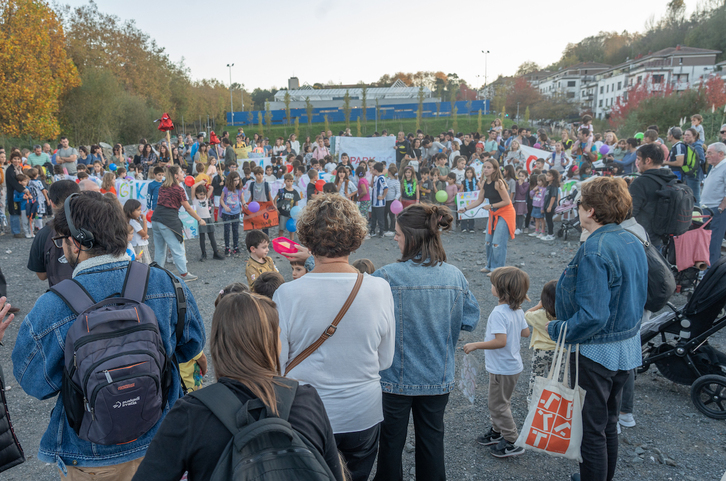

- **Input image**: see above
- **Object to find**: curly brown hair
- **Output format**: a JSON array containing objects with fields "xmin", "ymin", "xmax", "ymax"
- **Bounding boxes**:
[
  {"xmin": 296, "ymin": 193, "xmax": 368, "ymax": 258},
  {"xmin": 580, "ymin": 176, "xmax": 631, "ymax": 225},
  {"xmin": 490, "ymin": 266, "xmax": 530, "ymax": 310}
]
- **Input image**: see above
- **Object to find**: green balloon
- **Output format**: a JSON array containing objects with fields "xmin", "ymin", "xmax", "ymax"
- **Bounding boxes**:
[
  {"xmin": 435, "ymin": 190, "xmax": 448, "ymax": 203},
  {"xmin": 634, "ymin": 132, "xmax": 644, "ymax": 140}
]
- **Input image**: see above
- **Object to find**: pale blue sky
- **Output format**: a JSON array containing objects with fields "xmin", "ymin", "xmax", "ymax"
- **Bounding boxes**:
[{"xmin": 61, "ymin": 0, "xmax": 682, "ymax": 91}]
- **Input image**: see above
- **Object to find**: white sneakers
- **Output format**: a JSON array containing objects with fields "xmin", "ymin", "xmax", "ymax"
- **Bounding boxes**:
[
  {"xmin": 618, "ymin": 413, "xmax": 636, "ymax": 427},
  {"xmin": 541, "ymin": 235, "xmax": 555, "ymax": 241},
  {"xmin": 383, "ymin": 231, "xmax": 395, "ymax": 237},
  {"xmin": 514, "ymin": 229, "xmax": 522, "ymax": 235}
]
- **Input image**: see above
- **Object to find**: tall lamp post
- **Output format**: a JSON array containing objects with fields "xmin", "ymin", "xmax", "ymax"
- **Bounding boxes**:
[
  {"xmin": 227, "ymin": 63, "xmax": 234, "ymax": 126},
  {"xmin": 482, "ymin": 50, "xmax": 490, "ymax": 113}
]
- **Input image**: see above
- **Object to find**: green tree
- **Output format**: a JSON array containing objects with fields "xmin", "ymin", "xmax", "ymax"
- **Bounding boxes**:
[
  {"xmin": 305, "ymin": 96, "xmax": 313, "ymax": 131},
  {"xmin": 343, "ymin": 90, "xmax": 352, "ymax": 129},
  {"xmin": 452, "ymin": 106, "xmax": 458, "ymax": 133},
  {"xmin": 477, "ymin": 109, "xmax": 482, "ymax": 133},
  {"xmin": 416, "ymin": 86, "xmax": 425, "ymax": 132},
  {"xmin": 324, "ymin": 115, "xmax": 329, "ymax": 134},
  {"xmin": 258, "ymin": 113, "xmax": 264, "ymax": 137},
  {"xmin": 356, "ymin": 117, "xmax": 361, "ymax": 137},
  {"xmin": 283, "ymin": 91, "xmax": 291, "ymax": 125},
  {"xmin": 524, "ymin": 106, "xmax": 530, "ymax": 124},
  {"xmin": 361, "ymin": 86, "xmax": 368, "ymax": 133},
  {"xmin": 294, "ymin": 117, "xmax": 299, "ymax": 139},
  {"xmin": 247, "ymin": 111, "xmax": 253, "ymax": 124}
]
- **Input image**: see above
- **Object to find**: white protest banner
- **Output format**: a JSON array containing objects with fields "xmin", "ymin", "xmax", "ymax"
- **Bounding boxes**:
[
  {"xmin": 334, "ymin": 136, "xmax": 396, "ymax": 167},
  {"xmin": 243, "ymin": 157, "xmax": 272, "ymax": 169},
  {"xmin": 456, "ymin": 191, "xmax": 489, "ymax": 220},
  {"xmin": 179, "ymin": 211, "xmax": 199, "ymax": 240},
  {"xmin": 518, "ymin": 145, "xmax": 555, "ymax": 173}
]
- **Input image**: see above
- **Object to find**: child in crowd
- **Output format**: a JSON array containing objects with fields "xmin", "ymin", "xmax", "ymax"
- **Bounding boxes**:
[
  {"xmin": 123, "ymin": 199, "xmax": 151, "ymax": 264},
  {"xmin": 264, "ymin": 165, "xmax": 276, "ymax": 183},
  {"xmin": 125, "ymin": 224, "xmax": 136, "ymax": 261},
  {"xmin": 27, "ymin": 168, "xmax": 49, "ymax": 233},
  {"xmin": 245, "ymin": 229, "xmax": 278, "ymax": 287},
  {"xmin": 691, "ymin": 114, "xmax": 705, "ymax": 141},
  {"xmin": 464, "ymin": 266, "xmax": 530, "ymax": 458},
  {"xmin": 356, "ymin": 165, "xmax": 371, "ymax": 221},
  {"xmin": 513, "ymin": 170, "xmax": 530, "ymax": 235},
  {"xmin": 147, "ymin": 166, "xmax": 165, "ymax": 211},
  {"xmin": 252, "ymin": 271, "xmax": 285, "ymax": 299},
  {"xmin": 322, "ymin": 182, "xmax": 337, "ymax": 194},
  {"xmin": 306, "ymin": 169, "xmax": 319, "ymax": 202},
  {"xmin": 275, "ymin": 173, "xmax": 300, "ymax": 241},
  {"xmin": 400, "ymin": 166, "xmax": 419, "ymax": 208},
  {"xmin": 384, "ymin": 165, "xmax": 400, "ymax": 235},
  {"xmin": 450, "ymin": 156, "xmax": 466, "ymax": 185},
  {"xmin": 419, "ymin": 167, "xmax": 434, "ymax": 204},
  {"xmin": 248, "ymin": 166, "xmax": 274, "ymax": 235},
  {"xmin": 220, "ymin": 171, "xmax": 245, "ymax": 257},
  {"xmin": 445, "ymin": 172, "xmax": 459, "ymax": 228},
  {"xmin": 290, "ymin": 258, "xmax": 308, "ymax": 280},
  {"xmin": 529, "ymin": 174, "xmax": 547, "ymax": 238},
  {"xmin": 542, "ymin": 169, "xmax": 560, "ymax": 241},
  {"xmin": 13, "ymin": 173, "xmax": 32, "ymax": 238},
  {"xmin": 352, "ymin": 258, "xmax": 375, "ymax": 274},
  {"xmin": 370, "ymin": 162, "xmax": 389, "ymax": 237},
  {"xmin": 192, "ymin": 180, "xmax": 222, "ymax": 261},
  {"xmin": 460, "ymin": 166, "xmax": 478, "ymax": 233},
  {"xmin": 100, "ymin": 173, "xmax": 116, "ymax": 195},
  {"xmin": 524, "ymin": 280, "xmax": 558, "ymax": 404},
  {"xmin": 434, "ymin": 153, "xmax": 450, "ymax": 192},
  {"xmin": 53, "ymin": 164, "xmax": 65, "ymax": 182},
  {"xmin": 91, "ymin": 161, "xmax": 104, "ymax": 180},
  {"xmin": 211, "ymin": 163, "xmax": 225, "ymax": 220}
]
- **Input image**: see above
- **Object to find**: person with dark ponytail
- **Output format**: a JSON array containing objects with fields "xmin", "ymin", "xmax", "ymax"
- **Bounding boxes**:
[{"xmin": 372, "ymin": 203, "xmax": 481, "ymax": 481}]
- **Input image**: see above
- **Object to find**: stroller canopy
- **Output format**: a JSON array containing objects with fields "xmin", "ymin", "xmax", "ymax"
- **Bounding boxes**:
[{"xmin": 683, "ymin": 256, "xmax": 726, "ymax": 322}]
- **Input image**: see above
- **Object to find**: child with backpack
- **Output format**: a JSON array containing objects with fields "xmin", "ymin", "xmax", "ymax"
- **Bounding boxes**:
[
  {"xmin": 275, "ymin": 173, "xmax": 300, "ymax": 241},
  {"xmin": 247, "ymin": 166, "xmax": 274, "ymax": 236}
]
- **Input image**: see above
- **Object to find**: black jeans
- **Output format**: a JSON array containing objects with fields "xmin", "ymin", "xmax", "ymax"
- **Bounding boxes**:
[
  {"xmin": 370, "ymin": 206, "xmax": 386, "ymax": 236},
  {"xmin": 220, "ymin": 212, "xmax": 239, "ymax": 251},
  {"xmin": 334, "ymin": 424, "xmax": 380, "ymax": 481},
  {"xmin": 0, "ymin": 266, "xmax": 6, "ymax": 298},
  {"xmin": 572, "ymin": 352, "xmax": 629, "ymax": 481},
  {"xmin": 374, "ymin": 393, "xmax": 449, "ymax": 481},
  {"xmin": 384, "ymin": 200, "xmax": 395, "ymax": 233},
  {"xmin": 198, "ymin": 231, "xmax": 219, "ymax": 257},
  {"xmin": 545, "ymin": 209, "xmax": 555, "ymax": 235}
]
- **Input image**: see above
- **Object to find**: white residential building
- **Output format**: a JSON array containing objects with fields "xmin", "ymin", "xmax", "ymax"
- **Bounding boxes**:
[{"xmin": 538, "ymin": 63, "xmax": 611, "ymax": 104}]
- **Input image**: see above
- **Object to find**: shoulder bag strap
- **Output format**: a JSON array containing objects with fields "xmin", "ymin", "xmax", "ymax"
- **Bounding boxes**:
[
  {"xmin": 50, "ymin": 279, "xmax": 96, "ymax": 315},
  {"xmin": 284, "ymin": 273, "xmax": 363, "ymax": 376},
  {"xmin": 121, "ymin": 261, "xmax": 150, "ymax": 303},
  {"xmin": 189, "ymin": 383, "xmax": 244, "ymax": 434}
]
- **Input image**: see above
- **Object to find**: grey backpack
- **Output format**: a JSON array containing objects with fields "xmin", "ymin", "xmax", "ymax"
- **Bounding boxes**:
[{"xmin": 51, "ymin": 262, "xmax": 180, "ymax": 445}]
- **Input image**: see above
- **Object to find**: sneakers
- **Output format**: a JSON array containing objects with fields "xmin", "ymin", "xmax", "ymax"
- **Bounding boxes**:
[
  {"xmin": 233, "ymin": 249, "xmax": 240, "ymax": 257},
  {"xmin": 618, "ymin": 413, "xmax": 636, "ymax": 427},
  {"xmin": 476, "ymin": 428, "xmax": 503, "ymax": 446},
  {"xmin": 383, "ymin": 231, "xmax": 395, "ymax": 237},
  {"xmin": 199, "ymin": 254, "xmax": 207, "ymax": 262},
  {"xmin": 514, "ymin": 229, "xmax": 522, "ymax": 235},
  {"xmin": 225, "ymin": 249, "xmax": 232, "ymax": 257},
  {"xmin": 541, "ymin": 234, "xmax": 555, "ymax": 241},
  {"xmin": 212, "ymin": 252, "xmax": 225, "ymax": 260},
  {"xmin": 364, "ymin": 234, "xmax": 371, "ymax": 240},
  {"xmin": 528, "ymin": 231, "xmax": 539, "ymax": 237},
  {"xmin": 181, "ymin": 273, "xmax": 198, "ymax": 282},
  {"xmin": 523, "ymin": 228, "xmax": 529, "ymax": 234},
  {"xmin": 490, "ymin": 439, "xmax": 525, "ymax": 458}
]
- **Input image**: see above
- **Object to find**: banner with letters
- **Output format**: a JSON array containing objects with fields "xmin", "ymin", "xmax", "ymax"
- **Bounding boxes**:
[
  {"xmin": 334, "ymin": 136, "xmax": 396, "ymax": 167},
  {"xmin": 456, "ymin": 191, "xmax": 489, "ymax": 220},
  {"xmin": 242, "ymin": 201, "xmax": 279, "ymax": 230}
]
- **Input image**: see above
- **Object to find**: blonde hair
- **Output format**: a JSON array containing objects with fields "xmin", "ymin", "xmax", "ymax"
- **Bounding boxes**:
[
  {"xmin": 101, "ymin": 172, "xmax": 115, "ymax": 191},
  {"xmin": 163, "ymin": 165, "xmax": 181, "ymax": 188}
]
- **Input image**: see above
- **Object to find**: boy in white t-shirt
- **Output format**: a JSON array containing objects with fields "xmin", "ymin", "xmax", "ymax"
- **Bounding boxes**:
[{"xmin": 464, "ymin": 266, "xmax": 530, "ymax": 458}]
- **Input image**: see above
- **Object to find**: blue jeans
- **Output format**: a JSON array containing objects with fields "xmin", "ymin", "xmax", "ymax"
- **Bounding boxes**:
[
  {"xmin": 9, "ymin": 215, "xmax": 20, "ymax": 235},
  {"xmin": 485, "ymin": 215, "xmax": 509, "ymax": 270},
  {"xmin": 709, "ymin": 208, "xmax": 726, "ymax": 267},
  {"xmin": 684, "ymin": 175, "xmax": 701, "ymax": 205},
  {"xmin": 153, "ymin": 223, "xmax": 187, "ymax": 275}
]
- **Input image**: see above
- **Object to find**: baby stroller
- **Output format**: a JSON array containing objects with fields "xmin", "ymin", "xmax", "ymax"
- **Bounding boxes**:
[
  {"xmin": 639, "ymin": 256, "xmax": 726, "ymax": 419},
  {"xmin": 662, "ymin": 207, "xmax": 709, "ymax": 295},
  {"xmin": 555, "ymin": 188, "xmax": 581, "ymax": 241}
]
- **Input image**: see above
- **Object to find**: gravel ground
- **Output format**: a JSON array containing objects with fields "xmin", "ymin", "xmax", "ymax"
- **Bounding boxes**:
[{"xmin": 1, "ymin": 219, "xmax": 725, "ymax": 481}]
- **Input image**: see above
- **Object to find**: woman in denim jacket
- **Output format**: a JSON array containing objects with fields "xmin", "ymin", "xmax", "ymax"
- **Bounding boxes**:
[
  {"xmin": 372, "ymin": 204, "xmax": 480, "ymax": 481},
  {"xmin": 547, "ymin": 177, "xmax": 647, "ymax": 481}
]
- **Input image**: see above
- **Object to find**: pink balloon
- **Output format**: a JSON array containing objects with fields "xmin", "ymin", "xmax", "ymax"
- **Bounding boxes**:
[
  {"xmin": 390, "ymin": 200, "xmax": 403, "ymax": 215},
  {"xmin": 248, "ymin": 201, "xmax": 260, "ymax": 213},
  {"xmin": 533, "ymin": 142, "xmax": 541, "ymax": 149}
]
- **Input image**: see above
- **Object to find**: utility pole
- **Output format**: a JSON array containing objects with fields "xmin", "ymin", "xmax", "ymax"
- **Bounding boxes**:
[
  {"xmin": 227, "ymin": 63, "xmax": 234, "ymax": 126},
  {"xmin": 516, "ymin": 102, "xmax": 520, "ymax": 122},
  {"xmin": 482, "ymin": 50, "xmax": 490, "ymax": 88}
]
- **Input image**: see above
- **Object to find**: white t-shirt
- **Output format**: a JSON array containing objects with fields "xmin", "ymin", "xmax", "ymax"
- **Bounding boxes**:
[
  {"xmin": 484, "ymin": 304, "xmax": 529, "ymax": 375},
  {"xmin": 129, "ymin": 219, "xmax": 148, "ymax": 247},
  {"xmin": 450, "ymin": 168, "xmax": 465, "ymax": 185},
  {"xmin": 274, "ymin": 273, "xmax": 395, "ymax": 434},
  {"xmin": 192, "ymin": 197, "xmax": 212, "ymax": 219}
]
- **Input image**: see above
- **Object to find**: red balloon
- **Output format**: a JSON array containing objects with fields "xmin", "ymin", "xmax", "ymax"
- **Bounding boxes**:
[
  {"xmin": 184, "ymin": 176, "xmax": 195, "ymax": 187},
  {"xmin": 146, "ymin": 210, "xmax": 153, "ymax": 222},
  {"xmin": 286, "ymin": 164, "xmax": 293, "ymax": 173},
  {"xmin": 315, "ymin": 179, "xmax": 326, "ymax": 191}
]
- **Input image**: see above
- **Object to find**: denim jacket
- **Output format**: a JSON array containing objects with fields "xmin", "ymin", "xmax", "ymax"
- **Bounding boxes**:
[
  {"xmin": 372, "ymin": 260, "xmax": 480, "ymax": 395},
  {"xmin": 12, "ymin": 258, "xmax": 206, "ymax": 473},
  {"xmin": 548, "ymin": 223, "xmax": 647, "ymax": 345}
]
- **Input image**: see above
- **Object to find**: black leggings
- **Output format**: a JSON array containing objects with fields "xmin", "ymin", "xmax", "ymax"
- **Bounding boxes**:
[
  {"xmin": 199, "ymin": 231, "xmax": 219, "ymax": 256},
  {"xmin": 221, "ymin": 212, "xmax": 240, "ymax": 250},
  {"xmin": 384, "ymin": 200, "xmax": 396, "ymax": 232},
  {"xmin": 545, "ymin": 209, "xmax": 555, "ymax": 235}
]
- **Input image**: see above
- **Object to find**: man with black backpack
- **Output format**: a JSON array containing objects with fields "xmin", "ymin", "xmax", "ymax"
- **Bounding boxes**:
[
  {"xmin": 665, "ymin": 126, "xmax": 702, "ymax": 204},
  {"xmin": 12, "ymin": 191, "xmax": 206, "ymax": 480},
  {"xmin": 630, "ymin": 143, "xmax": 693, "ymax": 248}
]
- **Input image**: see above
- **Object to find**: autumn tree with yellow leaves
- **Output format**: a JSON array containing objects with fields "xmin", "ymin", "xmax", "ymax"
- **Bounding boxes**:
[{"xmin": 0, "ymin": 0, "xmax": 80, "ymax": 138}]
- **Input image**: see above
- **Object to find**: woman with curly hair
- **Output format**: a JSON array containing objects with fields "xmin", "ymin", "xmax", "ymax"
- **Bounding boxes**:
[
  {"xmin": 274, "ymin": 194, "xmax": 395, "ymax": 481},
  {"xmin": 372, "ymin": 203, "xmax": 480, "ymax": 480}
]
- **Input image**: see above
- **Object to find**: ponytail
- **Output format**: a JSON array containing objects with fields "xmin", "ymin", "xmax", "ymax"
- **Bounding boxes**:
[{"xmin": 397, "ymin": 203, "xmax": 451, "ymax": 266}]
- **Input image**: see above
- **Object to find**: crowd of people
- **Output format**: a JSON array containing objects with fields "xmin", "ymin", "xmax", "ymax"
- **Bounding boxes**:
[{"xmin": 0, "ymin": 114, "xmax": 725, "ymax": 481}]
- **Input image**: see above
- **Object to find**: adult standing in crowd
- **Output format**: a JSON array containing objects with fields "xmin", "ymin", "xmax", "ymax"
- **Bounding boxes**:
[
  {"xmin": 27, "ymin": 180, "xmax": 80, "ymax": 286},
  {"xmin": 13, "ymin": 191, "xmax": 206, "ymax": 480},
  {"xmin": 132, "ymin": 292, "xmax": 345, "ymax": 481},
  {"xmin": 720, "ymin": 124, "xmax": 726, "ymax": 143},
  {"xmin": 222, "ymin": 137, "xmax": 236, "ymax": 169},
  {"xmin": 150, "ymin": 165, "xmax": 206, "ymax": 282},
  {"xmin": 373, "ymin": 203, "xmax": 480, "ymax": 481},
  {"xmin": 56, "ymin": 136, "xmax": 78, "ymax": 175},
  {"xmin": 613, "ymin": 138, "xmax": 638, "ymax": 174},
  {"xmin": 274, "ymin": 194, "xmax": 395, "ymax": 481},
  {"xmin": 700, "ymin": 143, "xmax": 726, "ymax": 268},
  {"xmin": 547, "ymin": 177, "xmax": 647, "ymax": 481},
  {"xmin": 5, "ymin": 151, "xmax": 26, "ymax": 238},
  {"xmin": 460, "ymin": 158, "xmax": 514, "ymax": 275},
  {"xmin": 629, "ymin": 143, "xmax": 677, "ymax": 249},
  {"xmin": 684, "ymin": 127, "xmax": 705, "ymax": 204},
  {"xmin": 27, "ymin": 145, "xmax": 50, "ymax": 168}
]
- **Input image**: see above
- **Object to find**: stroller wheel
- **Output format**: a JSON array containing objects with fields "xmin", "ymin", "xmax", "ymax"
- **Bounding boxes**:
[
  {"xmin": 691, "ymin": 374, "xmax": 726, "ymax": 419},
  {"xmin": 563, "ymin": 229, "xmax": 569, "ymax": 241},
  {"xmin": 556, "ymin": 227, "xmax": 564, "ymax": 238}
]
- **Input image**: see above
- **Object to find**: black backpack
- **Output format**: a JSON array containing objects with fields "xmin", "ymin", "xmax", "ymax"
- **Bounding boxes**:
[
  {"xmin": 651, "ymin": 176, "xmax": 694, "ymax": 237},
  {"xmin": 51, "ymin": 262, "xmax": 186, "ymax": 445},
  {"xmin": 189, "ymin": 378, "xmax": 336, "ymax": 481},
  {"xmin": 629, "ymin": 230, "xmax": 676, "ymax": 312}
]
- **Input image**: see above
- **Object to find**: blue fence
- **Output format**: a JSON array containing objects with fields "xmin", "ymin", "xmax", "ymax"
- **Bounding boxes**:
[{"xmin": 227, "ymin": 99, "xmax": 490, "ymax": 126}]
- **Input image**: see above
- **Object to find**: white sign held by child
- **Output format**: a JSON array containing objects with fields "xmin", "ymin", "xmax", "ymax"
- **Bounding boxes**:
[{"xmin": 456, "ymin": 191, "xmax": 489, "ymax": 220}]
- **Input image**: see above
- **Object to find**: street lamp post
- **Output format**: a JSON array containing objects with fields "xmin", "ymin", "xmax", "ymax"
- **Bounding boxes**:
[
  {"xmin": 227, "ymin": 63, "xmax": 234, "ymax": 126},
  {"xmin": 482, "ymin": 50, "xmax": 490, "ymax": 114},
  {"xmin": 516, "ymin": 102, "xmax": 520, "ymax": 123}
]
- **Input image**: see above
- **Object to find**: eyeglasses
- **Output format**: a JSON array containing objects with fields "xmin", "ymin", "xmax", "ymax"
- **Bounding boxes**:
[
  {"xmin": 52, "ymin": 235, "xmax": 67, "ymax": 249},
  {"xmin": 576, "ymin": 200, "xmax": 583, "ymax": 208},
  {"xmin": 721, "ymin": 131, "xmax": 726, "ymax": 134}
]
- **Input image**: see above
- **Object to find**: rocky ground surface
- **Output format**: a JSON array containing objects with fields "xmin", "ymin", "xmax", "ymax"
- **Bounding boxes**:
[{"xmin": 1, "ymin": 218, "xmax": 725, "ymax": 481}]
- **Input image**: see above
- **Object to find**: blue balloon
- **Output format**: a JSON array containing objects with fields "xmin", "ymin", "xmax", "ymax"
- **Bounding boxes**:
[
  {"xmin": 290, "ymin": 206, "xmax": 302, "ymax": 219},
  {"xmin": 286, "ymin": 218, "xmax": 297, "ymax": 232},
  {"xmin": 109, "ymin": 163, "xmax": 118, "ymax": 171}
]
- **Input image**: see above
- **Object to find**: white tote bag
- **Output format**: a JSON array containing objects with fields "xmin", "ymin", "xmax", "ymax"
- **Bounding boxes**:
[{"xmin": 515, "ymin": 325, "xmax": 586, "ymax": 461}]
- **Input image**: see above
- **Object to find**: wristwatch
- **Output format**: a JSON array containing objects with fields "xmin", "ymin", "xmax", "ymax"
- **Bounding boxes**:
[{"xmin": 718, "ymin": 208, "xmax": 724, "ymax": 214}]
